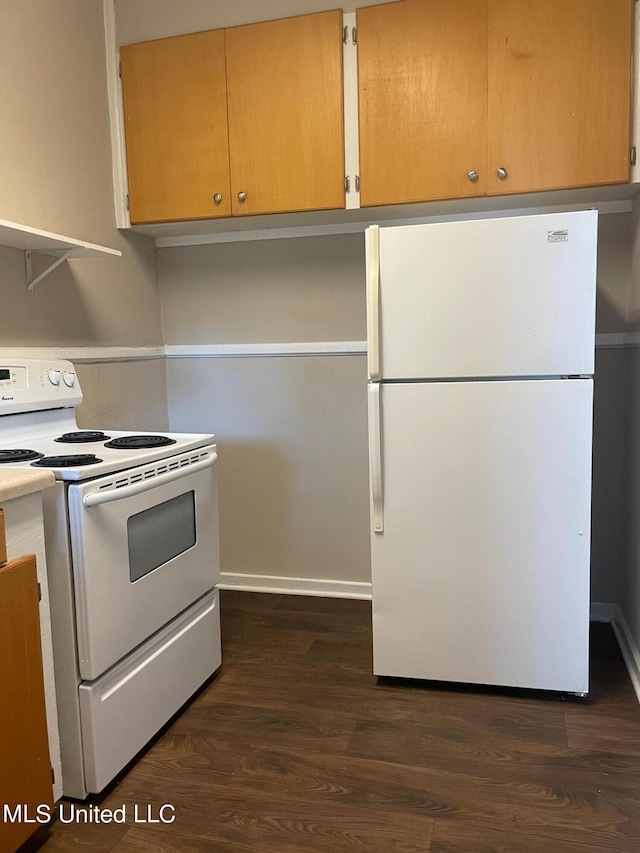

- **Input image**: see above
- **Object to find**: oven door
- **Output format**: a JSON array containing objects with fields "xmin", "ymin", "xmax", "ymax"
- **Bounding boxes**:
[{"xmin": 67, "ymin": 446, "xmax": 219, "ymax": 681}]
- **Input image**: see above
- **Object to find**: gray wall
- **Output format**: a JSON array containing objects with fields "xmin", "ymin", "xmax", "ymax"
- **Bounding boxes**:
[
  {"xmin": 3, "ymin": 0, "xmax": 631, "ymax": 596},
  {"xmin": 0, "ymin": 0, "xmax": 168, "ymax": 429},
  {"xmin": 591, "ymin": 213, "xmax": 632, "ymax": 604},
  {"xmin": 158, "ymin": 218, "xmax": 633, "ymax": 591},
  {"xmin": 160, "ymin": 235, "xmax": 370, "ymax": 582},
  {"xmin": 619, "ymin": 201, "xmax": 640, "ymax": 651}
]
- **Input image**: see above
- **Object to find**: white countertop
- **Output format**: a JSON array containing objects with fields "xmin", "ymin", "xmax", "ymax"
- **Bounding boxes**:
[{"xmin": 0, "ymin": 468, "xmax": 56, "ymax": 502}]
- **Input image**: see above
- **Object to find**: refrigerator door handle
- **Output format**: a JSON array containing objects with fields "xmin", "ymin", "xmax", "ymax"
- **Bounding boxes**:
[
  {"xmin": 368, "ymin": 382, "xmax": 384, "ymax": 534},
  {"xmin": 366, "ymin": 225, "xmax": 381, "ymax": 381}
]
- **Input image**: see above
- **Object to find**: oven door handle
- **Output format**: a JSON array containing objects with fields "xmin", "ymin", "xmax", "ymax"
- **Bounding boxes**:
[{"xmin": 82, "ymin": 454, "xmax": 217, "ymax": 508}]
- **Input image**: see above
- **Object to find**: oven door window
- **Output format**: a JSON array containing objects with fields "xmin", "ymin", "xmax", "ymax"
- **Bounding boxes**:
[{"xmin": 127, "ymin": 491, "xmax": 196, "ymax": 582}]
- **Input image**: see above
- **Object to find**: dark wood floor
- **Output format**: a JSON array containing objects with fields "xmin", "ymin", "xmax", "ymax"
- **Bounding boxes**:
[{"xmin": 36, "ymin": 591, "xmax": 640, "ymax": 853}]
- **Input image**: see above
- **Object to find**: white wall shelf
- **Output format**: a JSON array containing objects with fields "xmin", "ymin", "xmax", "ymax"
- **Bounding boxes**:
[{"xmin": 0, "ymin": 219, "xmax": 122, "ymax": 292}]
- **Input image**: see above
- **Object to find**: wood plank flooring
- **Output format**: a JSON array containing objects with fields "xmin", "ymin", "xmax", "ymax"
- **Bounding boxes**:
[{"xmin": 33, "ymin": 591, "xmax": 640, "ymax": 852}]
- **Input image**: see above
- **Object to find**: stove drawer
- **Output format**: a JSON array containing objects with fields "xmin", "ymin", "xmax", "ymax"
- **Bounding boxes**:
[{"xmin": 78, "ymin": 589, "xmax": 221, "ymax": 795}]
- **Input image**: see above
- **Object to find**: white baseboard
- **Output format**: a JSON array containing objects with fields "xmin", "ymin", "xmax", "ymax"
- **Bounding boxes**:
[
  {"xmin": 612, "ymin": 606, "xmax": 640, "ymax": 705},
  {"xmin": 590, "ymin": 602, "xmax": 615, "ymax": 622},
  {"xmin": 218, "ymin": 572, "xmax": 372, "ymax": 600}
]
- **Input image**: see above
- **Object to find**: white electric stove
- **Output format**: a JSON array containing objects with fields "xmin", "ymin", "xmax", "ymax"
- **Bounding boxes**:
[{"xmin": 0, "ymin": 358, "xmax": 222, "ymax": 799}]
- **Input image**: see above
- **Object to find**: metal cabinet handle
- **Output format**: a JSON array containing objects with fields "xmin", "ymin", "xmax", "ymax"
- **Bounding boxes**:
[
  {"xmin": 213, "ymin": 193, "xmax": 222, "ymax": 204},
  {"xmin": 496, "ymin": 167, "xmax": 508, "ymax": 179},
  {"xmin": 467, "ymin": 170, "xmax": 479, "ymax": 182},
  {"xmin": 237, "ymin": 192, "xmax": 247, "ymax": 202}
]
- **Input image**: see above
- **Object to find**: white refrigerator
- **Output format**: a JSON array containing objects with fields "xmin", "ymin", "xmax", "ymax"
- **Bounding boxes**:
[{"xmin": 366, "ymin": 210, "xmax": 597, "ymax": 694}]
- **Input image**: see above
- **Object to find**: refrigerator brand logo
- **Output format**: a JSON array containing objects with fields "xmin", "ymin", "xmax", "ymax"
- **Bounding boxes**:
[
  {"xmin": 1, "ymin": 395, "xmax": 14, "ymax": 401},
  {"xmin": 547, "ymin": 230, "xmax": 569, "ymax": 243}
]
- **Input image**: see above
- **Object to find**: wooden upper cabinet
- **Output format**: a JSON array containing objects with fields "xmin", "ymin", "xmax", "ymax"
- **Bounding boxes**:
[
  {"xmin": 357, "ymin": 0, "xmax": 489, "ymax": 207},
  {"xmin": 225, "ymin": 11, "xmax": 345, "ymax": 217},
  {"xmin": 488, "ymin": 0, "xmax": 633, "ymax": 195},
  {"xmin": 121, "ymin": 30, "xmax": 231, "ymax": 224},
  {"xmin": 0, "ymin": 555, "xmax": 52, "ymax": 852}
]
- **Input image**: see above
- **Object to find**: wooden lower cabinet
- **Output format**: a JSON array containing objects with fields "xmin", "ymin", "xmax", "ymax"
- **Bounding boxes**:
[{"xmin": 0, "ymin": 555, "xmax": 53, "ymax": 853}]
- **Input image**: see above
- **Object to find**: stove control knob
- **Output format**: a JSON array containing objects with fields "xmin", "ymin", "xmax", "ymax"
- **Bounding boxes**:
[
  {"xmin": 63, "ymin": 371, "xmax": 76, "ymax": 388},
  {"xmin": 48, "ymin": 369, "xmax": 61, "ymax": 386}
]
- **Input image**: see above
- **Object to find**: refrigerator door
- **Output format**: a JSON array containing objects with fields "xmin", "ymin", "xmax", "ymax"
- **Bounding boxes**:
[
  {"xmin": 367, "ymin": 210, "xmax": 597, "ymax": 381},
  {"xmin": 370, "ymin": 378, "xmax": 592, "ymax": 692}
]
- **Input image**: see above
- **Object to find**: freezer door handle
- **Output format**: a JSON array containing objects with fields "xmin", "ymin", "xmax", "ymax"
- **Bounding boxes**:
[
  {"xmin": 368, "ymin": 383, "xmax": 384, "ymax": 533},
  {"xmin": 366, "ymin": 225, "xmax": 380, "ymax": 381}
]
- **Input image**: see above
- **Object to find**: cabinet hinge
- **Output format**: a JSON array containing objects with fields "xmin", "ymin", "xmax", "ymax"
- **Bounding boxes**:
[
  {"xmin": 119, "ymin": 60, "xmax": 122, "ymax": 79},
  {"xmin": 126, "ymin": 194, "xmax": 130, "ymax": 211},
  {"xmin": 345, "ymin": 175, "xmax": 351, "ymax": 193},
  {"xmin": 38, "ymin": 582, "xmax": 42, "ymax": 602},
  {"xmin": 631, "ymin": 146, "xmax": 637, "ymax": 167},
  {"xmin": 343, "ymin": 26, "xmax": 356, "ymax": 46},
  {"xmin": 355, "ymin": 175, "xmax": 360, "ymax": 192},
  {"xmin": 51, "ymin": 766, "xmax": 55, "ymax": 784}
]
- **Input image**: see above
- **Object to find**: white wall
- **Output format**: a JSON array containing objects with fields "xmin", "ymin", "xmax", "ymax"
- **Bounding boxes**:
[
  {"xmin": 115, "ymin": 0, "xmax": 394, "ymax": 44},
  {"xmin": 0, "ymin": 0, "xmax": 168, "ymax": 429}
]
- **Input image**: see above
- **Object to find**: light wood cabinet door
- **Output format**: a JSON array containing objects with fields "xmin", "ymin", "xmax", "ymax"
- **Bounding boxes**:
[
  {"xmin": 487, "ymin": 0, "xmax": 633, "ymax": 195},
  {"xmin": 121, "ymin": 30, "xmax": 231, "ymax": 223},
  {"xmin": 357, "ymin": 0, "xmax": 488, "ymax": 207},
  {"xmin": 0, "ymin": 555, "xmax": 52, "ymax": 852},
  {"xmin": 225, "ymin": 11, "xmax": 345, "ymax": 216}
]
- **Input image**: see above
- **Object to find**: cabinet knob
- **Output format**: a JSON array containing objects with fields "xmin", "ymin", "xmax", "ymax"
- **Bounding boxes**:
[
  {"xmin": 213, "ymin": 193, "xmax": 222, "ymax": 204},
  {"xmin": 467, "ymin": 170, "xmax": 479, "ymax": 182},
  {"xmin": 237, "ymin": 192, "xmax": 247, "ymax": 202},
  {"xmin": 496, "ymin": 167, "xmax": 508, "ymax": 180}
]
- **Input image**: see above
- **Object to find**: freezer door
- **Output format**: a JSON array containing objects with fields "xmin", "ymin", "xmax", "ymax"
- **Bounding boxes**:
[
  {"xmin": 369, "ymin": 210, "xmax": 597, "ymax": 380},
  {"xmin": 371, "ymin": 379, "xmax": 592, "ymax": 692}
]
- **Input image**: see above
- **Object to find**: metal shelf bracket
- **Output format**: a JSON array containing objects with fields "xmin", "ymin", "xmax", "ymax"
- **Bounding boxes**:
[{"xmin": 25, "ymin": 248, "xmax": 75, "ymax": 293}]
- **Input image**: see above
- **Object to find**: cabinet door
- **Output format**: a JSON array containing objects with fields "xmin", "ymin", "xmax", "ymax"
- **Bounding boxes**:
[
  {"xmin": 357, "ymin": 0, "xmax": 488, "ymax": 207},
  {"xmin": 488, "ymin": 0, "xmax": 633, "ymax": 195},
  {"xmin": 0, "ymin": 555, "xmax": 52, "ymax": 851},
  {"xmin": 121, "ymin": 30, "xmax": 231, "ymax": 223},
  {"xmin": 225, "ymin": 11, "xmax": 345, "ymax": 216}
]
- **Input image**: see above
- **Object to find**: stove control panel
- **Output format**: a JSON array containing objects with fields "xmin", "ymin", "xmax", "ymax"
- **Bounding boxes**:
[
  {"xmin": 0, "ymin": 359, "xmax": 82, "ymax": 415},
  {"xmin": 0, "ymin": 366, "xmax": 28, "ymax": 391}
]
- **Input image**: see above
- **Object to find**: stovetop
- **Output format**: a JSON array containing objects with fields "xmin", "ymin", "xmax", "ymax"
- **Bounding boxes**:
[
  {"xmin": 0, "ymin": 420, "xmax": 215, "ymax": 481},
  {"xmin": 0, "ymin": 358, "xmax": 215, "ymax": 481}
]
